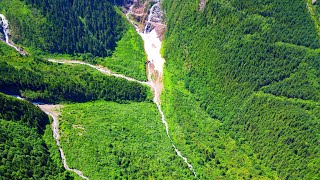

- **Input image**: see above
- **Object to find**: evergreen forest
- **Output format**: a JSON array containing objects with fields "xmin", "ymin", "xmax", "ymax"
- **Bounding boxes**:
[
  {"xmin": 0, "ymin": 0, "xmax": 320, "ymax": 179},
  {"xmin": 0, "ymin": 93, "xmax": 72, "ymax": 179},
  {"xmin": 0, "ymin": 0, "xmax": 127, "ymax": 56},
  {"xmin": 162, "ymin": 0, "xmax": 320, "ymax": 178}
]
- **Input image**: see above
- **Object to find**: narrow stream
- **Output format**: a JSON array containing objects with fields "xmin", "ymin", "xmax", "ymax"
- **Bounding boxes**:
[
  {"xmin": 47, "ymin": 59, "xmax": 150, "ymax": 87},
  {"xmin": 127, "ymin": 1, "xmax": 198, "ymax": 178},
  {"xmin": 2, "ymin": 1, "xmax": 197, "ymax": 178},
  {"xmin": 10, "ymin": 95, "xmax": 89, "ymax": 179},
  {"xmin": 0, "ymin": 14, "xmax": 27, "ymax": 55},
  {"xmin": 44, "ymin": 110, "xmax": 89, "ymax": 180}
]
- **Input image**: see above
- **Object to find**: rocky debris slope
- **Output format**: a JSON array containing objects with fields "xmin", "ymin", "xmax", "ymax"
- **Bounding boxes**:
[{"xmin": 125, "ymin": 0, "xmax": 166, "ymax": 39}]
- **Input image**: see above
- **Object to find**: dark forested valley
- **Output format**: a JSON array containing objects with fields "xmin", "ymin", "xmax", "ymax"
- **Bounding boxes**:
[{"xmin": 2, "ymin": 0, "xmax": 127, "ymax": 57}]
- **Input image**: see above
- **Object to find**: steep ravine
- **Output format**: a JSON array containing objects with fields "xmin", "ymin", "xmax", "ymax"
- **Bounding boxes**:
[{"xmin": 127, "ymin": 1, "xmax": 198, "ymax": 177}]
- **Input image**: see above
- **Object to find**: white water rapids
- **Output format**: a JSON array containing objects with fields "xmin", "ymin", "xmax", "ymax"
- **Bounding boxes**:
[
  {"xmin": 127, "ymin": 2, "xmax": 197, "ymax": 178},
  {"xmin": 0, "ymin": 14, "xmax": 27, "ymax": 55},
  {"xmin": 144, "ymin": 2, "xmax": 158, "ymax": 33},
  {"xmin": 0, "ymin": 14, "xmax": 9, "ymax": 44}
]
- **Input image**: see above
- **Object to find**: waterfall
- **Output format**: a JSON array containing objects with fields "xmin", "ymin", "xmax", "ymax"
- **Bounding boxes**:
[
  {"xmin": 144, "ymin": 2, "xmax": 159, "ymax": 33},
  {"xmin": 127, "ymin": 2, "xmax": 198, "ymax": 178},
  {"xmin": 0, "ymin": 14, "xmax": 27, "ymax": 55},
  {"xmin": 0, "ymin": 14, "xmax": 10, "ymax": 44}
]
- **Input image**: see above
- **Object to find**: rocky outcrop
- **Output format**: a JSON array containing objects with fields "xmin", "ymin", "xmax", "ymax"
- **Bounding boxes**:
[
  {"xmin": 0, "ymin": 14, "xmax": 10, "ymax": 43},
  {"xmin": 199, "ymin": 0, "xmax": 207, "ymax": 11},
  {"xmin": 125, "ymin": 0, "xmax": 166, "ymax": 39}
]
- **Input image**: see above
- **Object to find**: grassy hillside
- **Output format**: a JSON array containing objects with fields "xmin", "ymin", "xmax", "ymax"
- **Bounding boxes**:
[
  {"xmin": 162, "ymin": 0, "xmax": 320, "ymax": 178},
  {"xmin": 60, "ymin": 101, "xmax": 194, "ymax": 179}
]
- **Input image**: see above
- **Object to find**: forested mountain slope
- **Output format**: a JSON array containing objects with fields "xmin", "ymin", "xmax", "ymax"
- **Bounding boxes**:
[
  {"xmin": 0, "ymin": 42, "xmax": 148, "ymax": 104},
  {"xmin": 162, "ymin": 0, "xmax": 320, "ymax": 178},
  {"xmin": 1, "ymin": 0, "xmax": 320, "ymax": 178},
  {"xmin": 59, "ymin": 101, "xmax": 195, "ymax": 179},
  {"xmin": 0, "ymin": 93, "xmax": 71, "ymax": 179},
  {"xmin": 0, "ymin": 0, "xmax": 126, "ymax": 56}
]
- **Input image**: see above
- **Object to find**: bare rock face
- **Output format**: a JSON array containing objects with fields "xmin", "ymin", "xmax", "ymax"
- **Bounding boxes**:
[
  {"xmin": 127, "ymin": 0, "xmax": 166, "ymax": 38},
  {"xmin": 131, "ymin": 1, "xmax": 148, "ymax": 25},
  {"xmin": 144, "ymin": 2, "xmax": 164, "ymax": 33},
  {"xmin": 199, "ymin": 0, "xmax": 207, "ymax": 11},
  {"xmin": 312, "ymin": 0, "xmax": 318, "ymax": 5}
]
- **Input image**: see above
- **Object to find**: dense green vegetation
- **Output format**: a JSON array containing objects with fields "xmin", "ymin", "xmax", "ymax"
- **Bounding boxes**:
[
  {"xmin": 162, "ymin": 0, "xmax": 320, "ymax": 178},
  {"xmin": 0, "ymin": 31, "xmax": 149, "ymax": 179},
  {"xmin": 0, "ymin": 92, "xmax": 49, "ymax": 134},
  {"xmin": 0, "ymin": 93, "xmax": 70, "ymax": 179},
  {"xmin": 262, "ymin": 62, "xmax": 320, "ymax": 101},
  {"xmin": 227, "ymin": 92, "xmax": 320, "ymax": 179},
  {"xmin": 1, "ymin": 0, "xmax": 320, "ymax": 178},
  {"xmin": 0, "ymin": 43, "xmax": 148, "ymax": 103},
  {"xmin": 1, "ymin": 0, "xmax": 147, "ymax": 79},
  {"xmin": 97, "ymin": 27, "xmax": 147, "ymax": 81},
  {"xmin": 0, "ymin": 0, "xmax": 126, "ymax": 57},
  {"xmin": 162, "ymin": 74, "xmax": 278, "ymax": 178},
  {"xmin": 60, "ymin": 101, "xmax": 193, "ymax": 179}
]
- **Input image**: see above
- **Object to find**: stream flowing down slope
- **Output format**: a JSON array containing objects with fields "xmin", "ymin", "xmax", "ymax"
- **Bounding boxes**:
[
  {"xmin": 126, "ymin": 1, "xmax": 198, "ymax": 178},
  {"xmin": 47, "ymin": 59, "xmax": 150, "ymax": 87},
  {"xmin": 9, "ymin": 96, "xmax": 89, "ymax": 179},
  {"xmin": 37, "ymin": 105, "xmax": 89, "ymax": 180},
  {"xmin": 2, "ymin": 2, "xmax": 197, "ymax": 177},
  {"xmin": 0, "ymin": 14, "xmax": 27, "ymax": 55}
]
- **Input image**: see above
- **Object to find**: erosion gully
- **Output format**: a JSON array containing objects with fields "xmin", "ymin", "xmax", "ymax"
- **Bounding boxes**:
[
  {"xmin": 127, "ymin": 1, "xmax": 197, "ymax": 178},
  {"xmin": 1, "ymin": 0, "xmax": 197, "ymax": 178}
]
